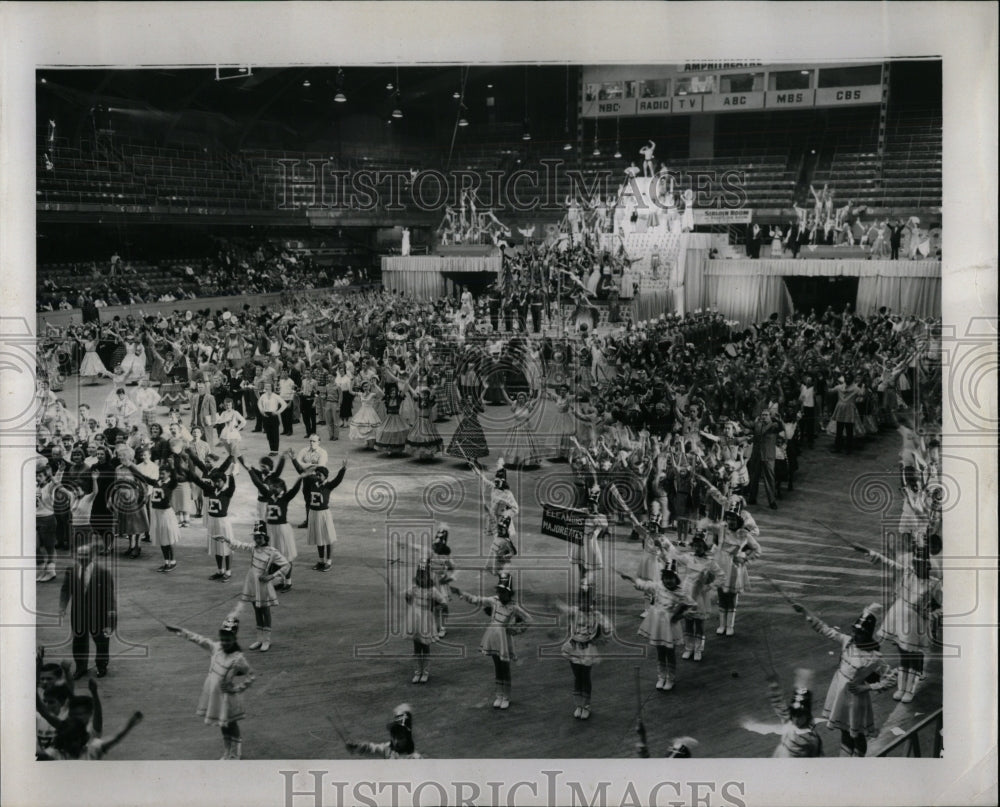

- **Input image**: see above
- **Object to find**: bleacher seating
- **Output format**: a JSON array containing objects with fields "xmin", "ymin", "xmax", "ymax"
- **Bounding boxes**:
[
  {"xmin": 37, "ymin": 108, "xmax": 941, "ymax": 220},
  {"xmin": 810, "ymin": 112, "xmax": 941, "ymax": 213}
]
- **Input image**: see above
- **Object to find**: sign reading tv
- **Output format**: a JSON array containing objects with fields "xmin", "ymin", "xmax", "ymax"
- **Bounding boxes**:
[{"xmin": 582, "ymin": 62, "xmax": 883, "ymax": 117}]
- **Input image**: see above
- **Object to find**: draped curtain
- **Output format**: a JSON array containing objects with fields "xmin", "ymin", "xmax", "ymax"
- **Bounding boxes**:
[
  {"xmin": 704, "ymin": 271, "xmax": 792, "ymax": 326},
  {"xmin": 380, "ymin": 269, "xmax": 448, "ymax": 300},
  {"xmin": 629, "ymin": 289, "xmax": 676, "ymax": 322},
  {"xmin": 680, "ymin": 246, "xmax": 710, "ymax": 315},
  {"xmin": 855, "ymin": 276, "xmax": 941, "ymax": 318},
  {"xmin": 701, "ymin": 259, "xmax": 941, "ymax": 324}
]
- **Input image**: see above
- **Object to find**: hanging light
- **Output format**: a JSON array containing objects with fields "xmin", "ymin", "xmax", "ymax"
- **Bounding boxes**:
[
  {"xmin": 386, "ymin": 81, "xmax": 394, "ymax": 91},
  {"xmin": 334, "ymin": 68, "xmax": 347, "ymax": 103},
  {"xmin": 302, "ymin": 79, "xmax": 311, "ymax": 88},
  {"xmin": 521, "ymin": 67, "xmax": 532, "ymax": 143},
  {"xmin": 613, "ymin": 115, "xmax": 621, "ymax": 158},
  {"xmin": 562, "ymin": 66, "xmax": 574, "ymax": 153},
  {"xmin": 452, "ymin": 90, "xmax": 461, "ymax": 100},
  {"xmin": 614, "ymin": 147, "xmax": 622, "ymax": 159},
  {"xmin": 458, "ymin": 103, "xmax": 469, "ymax": 127},
  {"xmin": 391, "ymin": 68, "xmax": 402, "ymax": 118},
  {"xmin": 592, "ymin": 145, "xmax": 601, "ymax": 156}
]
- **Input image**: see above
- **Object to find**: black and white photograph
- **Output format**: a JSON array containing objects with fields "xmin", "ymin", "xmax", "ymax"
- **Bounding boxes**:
[{"xmin": 1, "ymin": 3, "xmax": 996, "ymax": 807}]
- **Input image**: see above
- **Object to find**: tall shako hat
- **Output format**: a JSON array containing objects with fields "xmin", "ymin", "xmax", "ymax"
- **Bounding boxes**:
[
  {"xmin": 788, "ymin": 668, "xmax": 815, "ymax": 716},
  {"xmin": 852, "ymin": 602, "xmax": 884, "ymax": 636},
  {"xmin": 387, "ymin": 703, "xmax": 413, "ymax": 734},
  {"xmin": 666, "ymin": 736, "xmax": 698, "ymax": 758},
  {"xmin": 496, "ymin": 572, "xmax": 514, "ymax": 594},
  {"xmin": 724, "ymin": 494, "xmax": 745, "ymax": 525},
  {"xmin": 661, "ymin": 558, "xmax": 680, "ymax": 585}
]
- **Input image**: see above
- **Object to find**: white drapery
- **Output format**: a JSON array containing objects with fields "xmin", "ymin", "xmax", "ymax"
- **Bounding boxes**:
[
  {"xmin": 694, "ymin": 258, "xmax": 941, "ymax": 324},
  {"xmin": 380, "ymin": 255, "xmax": 501, "ymax": 300}
]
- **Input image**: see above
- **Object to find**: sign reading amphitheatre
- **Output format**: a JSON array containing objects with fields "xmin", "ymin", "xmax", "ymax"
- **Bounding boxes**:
[{"xmin": 541, "ymin": 503, "xmax": 587, "ymax": 545}]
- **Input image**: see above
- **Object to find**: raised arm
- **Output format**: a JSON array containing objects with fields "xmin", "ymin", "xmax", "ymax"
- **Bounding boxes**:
[
  {"xmin": 97, "ymin": 712, "xmax": 144, "ymax": 756},
  {"xmin": 165, "ymin": 626, "xmax": 215, "ymax": 651},
  {"xmin": 322, "ymin": 463, "xmax": 348, "ymax": 492}
]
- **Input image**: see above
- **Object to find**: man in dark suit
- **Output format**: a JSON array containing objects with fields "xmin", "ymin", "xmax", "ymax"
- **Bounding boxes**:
[
  {"xmin": 190, "ymin": 381, "xmax": 218, "ymax": 447},
  {"xmin": 746, "ymin": 409, "xmax": 782, "ymax": 509},
  {"xmin": 746, "ymin": 223, "xmax": 763, "ymax": 259},
  {"xmin": 59, "ymin": 542, "xmax": 117, "ymax": 679},
  {"xmin": 785, "ymin": 220, "xmax": 802, "ymax": 259},
  {"xmin": 486, "ymin": 284, "xmax": 501, "ymax": 332},
  {"xmin": 889, "ymin": 220, "xmax": 905, "ymax": 260}
]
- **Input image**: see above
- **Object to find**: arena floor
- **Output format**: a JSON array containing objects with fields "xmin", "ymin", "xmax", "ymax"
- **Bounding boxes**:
[{"xmin": 35, "ymin": 377, "xmax": 941, "ymax": 759}]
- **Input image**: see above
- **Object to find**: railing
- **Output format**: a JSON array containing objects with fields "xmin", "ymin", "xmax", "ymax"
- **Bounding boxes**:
[{"xmin": 875, "ymin": 708, "xmax": 943, "ymax": 757}]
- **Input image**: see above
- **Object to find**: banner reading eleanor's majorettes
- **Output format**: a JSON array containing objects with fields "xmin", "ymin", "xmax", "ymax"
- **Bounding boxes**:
[{"xmin": 541, "ymin": 503, "xmax": 587, "ymax": 545}]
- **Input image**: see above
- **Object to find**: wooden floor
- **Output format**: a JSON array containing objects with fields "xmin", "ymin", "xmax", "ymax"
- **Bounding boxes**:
[{"xmin": 36, "ymin": 379, "xmax": 942, "ymax": 759}]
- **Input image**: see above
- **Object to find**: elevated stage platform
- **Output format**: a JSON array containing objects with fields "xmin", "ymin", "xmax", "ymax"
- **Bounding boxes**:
[{"xmin": 381, "ymin": 254, "xmax": 502, "ymax": 299}]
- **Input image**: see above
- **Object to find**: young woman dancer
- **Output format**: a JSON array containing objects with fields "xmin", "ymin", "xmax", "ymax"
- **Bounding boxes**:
[
  {"xmin": 125, "ymin": 462, "xmax": 180, "ymax": 572},
  {"xmin": 219, "ymin": 523, "xmax": 292, "ymax": 652},
  {"xmin": 558, "ymin": 587, "xmax": 613, "ymax": 720},
  {"xmin": 621, "ymin": 561, "xmax": 694, "ymax": 692},
  {"xmin": 188, "ymin": 455, "xmax": 237, "ymax": 582},
  {"xmin": 345, "ymin": 704, "xmax": 423, "ymax": 759},
  {"xmin": 450, "ymin": 573, "xmax": 530, "ymax": 710},
  {"xmin": 165, "ymin": 614, "xmax": 254, "ymax": 760},
  {"xmin": 789, "ymin": 599, "xmax": 894, "ymax": 757},
  {"xmin": 403, "ymin": 563, "xmax": 448, "ymax": 684}
]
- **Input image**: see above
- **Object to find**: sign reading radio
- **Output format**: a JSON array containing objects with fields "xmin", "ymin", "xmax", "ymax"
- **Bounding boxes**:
[{"xmin": 638, "ymin": 96, "xmax": 704, "ymax": 115}]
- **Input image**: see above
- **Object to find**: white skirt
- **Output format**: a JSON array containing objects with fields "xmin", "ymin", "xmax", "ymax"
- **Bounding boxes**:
[
  {"xmin": 268, "ymin": 522, "xmax": 299, "ymax": 563},
  {"xmin": 205, "ymin": 515, "xmax": 233, "ymax": 556},
  {"xmin": 306, "ymin": 509, "xmax": 338, "ymax": 546},
  {"xmin": 150, "ymin": 507, "xmax": 180, "ymax": 547}
]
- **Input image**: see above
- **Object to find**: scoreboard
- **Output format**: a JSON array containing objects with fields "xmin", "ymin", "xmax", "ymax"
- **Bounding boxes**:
[{"xmin": 581, "ymin": 62, "xmax": 883, "ymax": 118}]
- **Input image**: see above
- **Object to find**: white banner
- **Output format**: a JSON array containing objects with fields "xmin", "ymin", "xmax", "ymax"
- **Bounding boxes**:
[{"xmin": 694, "ymin": 208, "xmax": 753, "ymax": 225}]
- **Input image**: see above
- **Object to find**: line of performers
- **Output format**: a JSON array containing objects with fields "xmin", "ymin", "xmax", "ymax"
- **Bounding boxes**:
[{"xmin": 49, "ymin": 425, "xmax": 938, "ymax": 760}]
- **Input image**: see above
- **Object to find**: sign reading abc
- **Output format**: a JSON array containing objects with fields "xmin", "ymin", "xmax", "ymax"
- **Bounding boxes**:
[{"xmin": 703, "ymin": 91, "xmax": 765, "ymax": 111}]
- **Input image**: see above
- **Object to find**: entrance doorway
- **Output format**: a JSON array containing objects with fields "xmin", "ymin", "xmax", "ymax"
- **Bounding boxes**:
[{"xmin": 784, "ymin": 276, "xmax": 859, "ymax": 317}]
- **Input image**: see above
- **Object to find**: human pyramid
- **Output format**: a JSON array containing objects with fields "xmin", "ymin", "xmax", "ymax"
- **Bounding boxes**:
[
  {"xmin": 436, "ymin": 188, "xmax": 513, "ymax": 247},
  {"xmin": 36, "ymin": 282, "xmax": 942, "ymax": 759}
]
